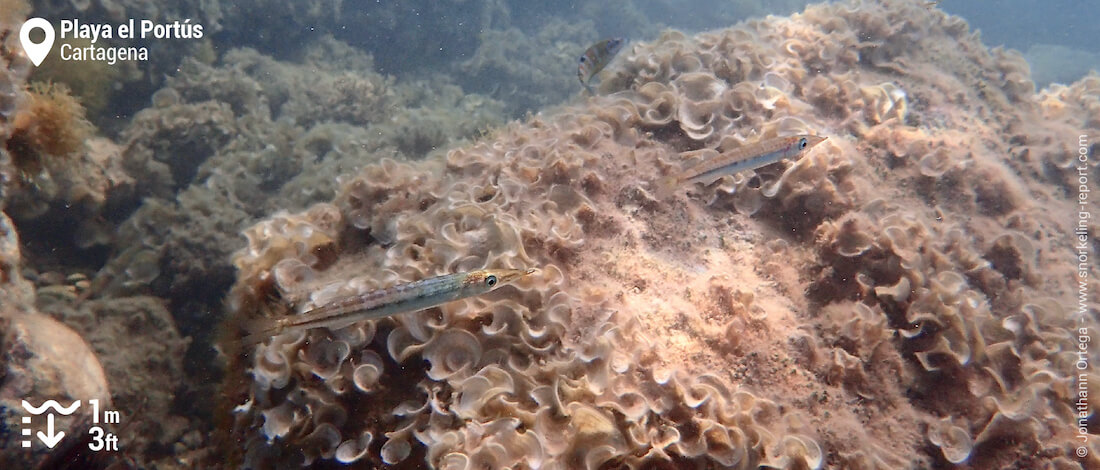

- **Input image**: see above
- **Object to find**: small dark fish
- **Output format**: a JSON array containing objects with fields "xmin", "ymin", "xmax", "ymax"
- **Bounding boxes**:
[{"xmin": 578, "ymin": 38, "xmax": 626, "ymax": 94}]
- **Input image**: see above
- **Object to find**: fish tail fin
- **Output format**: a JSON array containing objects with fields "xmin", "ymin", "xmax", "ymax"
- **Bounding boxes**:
[
  {"xmin": 235, "ymin": 301, "xmax": 294, "ymax": 346},
  {"xmin": 583, "ymin": 82, "xmax": 595, "ymax": 95},
  {"xmin": 214, "ymin": 300, "xmax": 291, "ymax": 361},
  {"xmin": 654, "ymin": 175, "xmax": 680, "ymax": 200},
  {"xmin": 239, "ymin": 316, "xmax": 283, "ymax": 346}
]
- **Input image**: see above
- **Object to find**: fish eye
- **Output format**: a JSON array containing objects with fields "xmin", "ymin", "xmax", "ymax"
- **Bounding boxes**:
[
  {"xmin": 799, "ymin": 138, "xmax": 808, "ymax": 149},
  {"xmin": 579, "ymin": 56, "xmax": 586, "ymax": 63},
  {"xmin": 485, "ymin": 275, "xmax": 498, "ymax": 287}
]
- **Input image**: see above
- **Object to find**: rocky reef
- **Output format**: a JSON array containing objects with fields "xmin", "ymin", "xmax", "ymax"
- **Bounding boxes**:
[
  {"xmin": 0, "ymin": 209, "xmax": 114, "ymax": 468},
  {"xmin": 0, "ymin": 0, "xmax": 1096, "ymax": 468},
  {"xmin": 224, "ymin": 1, "xmax": 1099, "ymax": 468}
]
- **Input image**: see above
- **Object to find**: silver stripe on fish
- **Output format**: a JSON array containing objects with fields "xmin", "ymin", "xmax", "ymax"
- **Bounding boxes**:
[
  {"xmin": 656, "ymin": 135, "xmax": 827, "ymax": 199},
  {"xmin": 242, "ymin": 268, "xmax": 535, "ymax": 344}
]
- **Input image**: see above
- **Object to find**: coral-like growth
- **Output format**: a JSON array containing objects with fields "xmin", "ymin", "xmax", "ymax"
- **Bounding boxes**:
[{"xmin": 221, "ymin": 1, "xmax": 1097, "ymax": 468}]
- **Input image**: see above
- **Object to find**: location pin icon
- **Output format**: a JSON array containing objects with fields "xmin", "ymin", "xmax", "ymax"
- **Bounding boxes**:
[{"xmin": 20, "ymin": 18, "xmax": 55, "ymax": 67}]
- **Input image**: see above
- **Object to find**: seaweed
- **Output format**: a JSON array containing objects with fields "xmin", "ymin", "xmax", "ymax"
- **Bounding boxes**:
[{"xmin": 6, "ymin": 81, "xmax": 93, "ymax": 178}]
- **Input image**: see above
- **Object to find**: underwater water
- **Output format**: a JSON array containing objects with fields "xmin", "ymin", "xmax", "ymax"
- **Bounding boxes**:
[{"xmin": 0, "ymin": 0, "xmax": 1098, "ymax": 468}]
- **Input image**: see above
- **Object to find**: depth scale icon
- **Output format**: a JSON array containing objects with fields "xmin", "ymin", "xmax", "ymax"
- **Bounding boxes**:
[{"xmin": 20, "ymin": 400, "xmax": 80, "ymax": 448}]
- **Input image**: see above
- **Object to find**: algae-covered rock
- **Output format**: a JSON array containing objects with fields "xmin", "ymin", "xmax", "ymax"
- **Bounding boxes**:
[
  {"xmin": 38, "ymin": 295, "xmax": 192, "ymax": 464},
  {"xmin": 0, "ymin": 313, "xmax": 111, "ymax": 469},
  {"xmin": 0, "ymin": 211, "xmax": 111, "ymax": 468}
]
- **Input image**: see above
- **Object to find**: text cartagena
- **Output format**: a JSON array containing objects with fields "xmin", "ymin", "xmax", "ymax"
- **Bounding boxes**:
[{"xmin": 60, "ymin": 19, "xmax": 203, "ymax": 43}]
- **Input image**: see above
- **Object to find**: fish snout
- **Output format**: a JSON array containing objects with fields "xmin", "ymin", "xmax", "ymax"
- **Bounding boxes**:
[{"xmin": 806, "ymin": 135, "xmax": 828, "ymax": 148}]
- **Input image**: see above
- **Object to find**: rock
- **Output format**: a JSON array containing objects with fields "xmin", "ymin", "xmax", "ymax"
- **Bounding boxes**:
[{"xmin": 0, "ymin": 313, "xmax": 111, "ymax": 468}]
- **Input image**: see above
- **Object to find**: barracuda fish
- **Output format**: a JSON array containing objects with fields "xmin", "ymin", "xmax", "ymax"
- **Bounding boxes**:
[
  {"xmin": 243, "ymin": 268, "xmax": 535, "ymax": 344},
  {"xmin": 578, "ymin": 37, "xmax": 625, "ymax": 94},
  {"xmin": 655, "ymin": 135, "xmax": 827, "ymax": 199}
]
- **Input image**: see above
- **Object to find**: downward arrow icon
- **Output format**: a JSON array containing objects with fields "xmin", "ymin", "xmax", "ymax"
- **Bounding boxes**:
[{"xmin": 37, "ymin": 414, "xmax": 65, "ymax": 448}]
